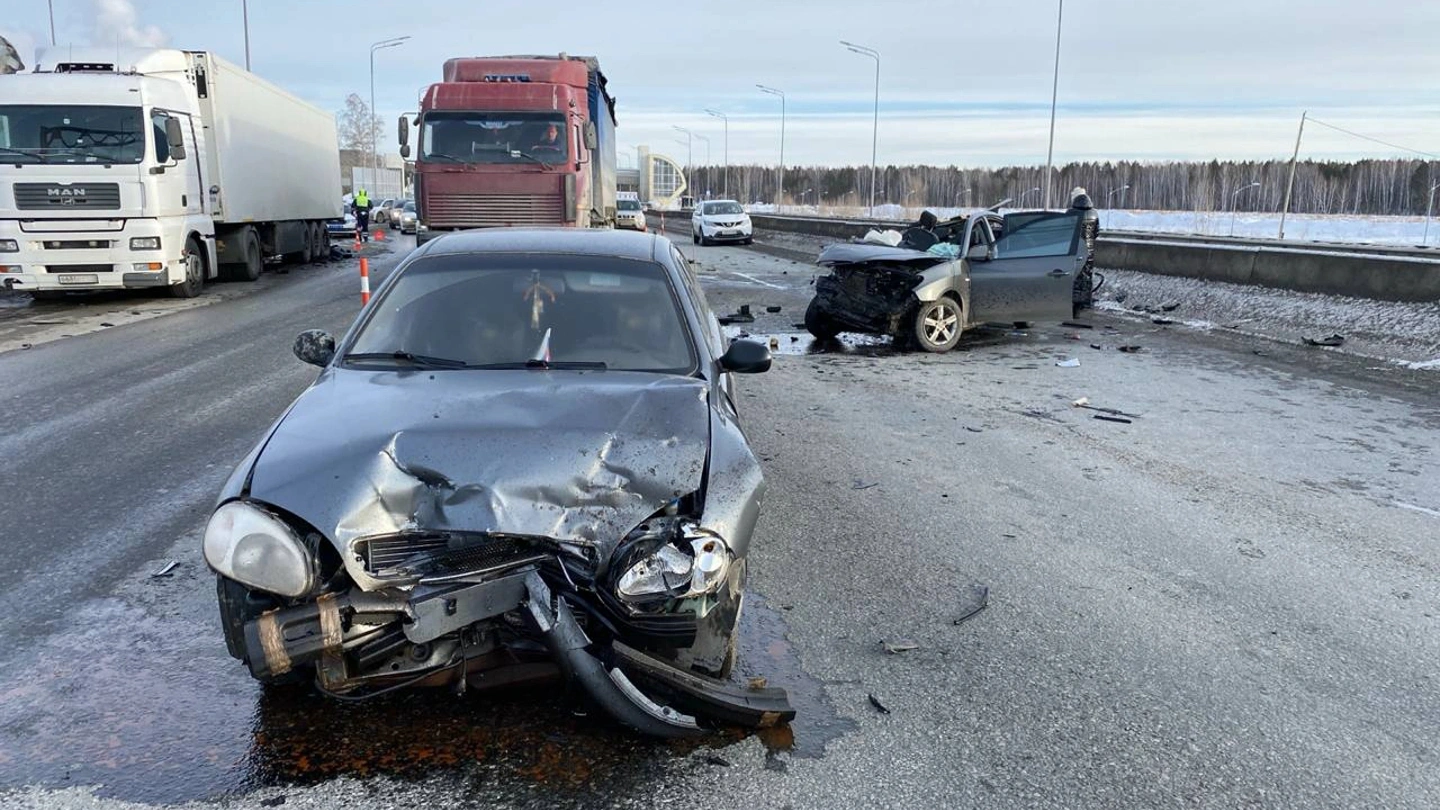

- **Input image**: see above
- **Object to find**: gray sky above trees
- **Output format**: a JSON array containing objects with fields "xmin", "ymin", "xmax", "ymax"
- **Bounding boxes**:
[{"xmin": 4, "ymin": 0, "xmax": 1437, "ymax": 168}]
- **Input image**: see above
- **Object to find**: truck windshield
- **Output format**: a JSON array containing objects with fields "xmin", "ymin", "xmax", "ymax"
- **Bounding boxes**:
[
  {"xmin": 421, "ymin": 112, "xmax": 569, "ymax": 165},
  {"xmin": 0, "ymin": 105, "xmax": 145, "ymax": 164}
]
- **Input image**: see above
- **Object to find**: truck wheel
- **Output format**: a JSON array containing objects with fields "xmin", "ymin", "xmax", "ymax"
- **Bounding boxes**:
[
  {"xmin": 804, "ymin": 299, "xmax": 841, "ymax": 340},
  {"xmin": 232, "ymin": 230, "xmax": 263, "ymax": 282},
  {"xmin": 168, "ymin": 237, "xmax": 206, "ymax": 299},
  {"xmin": 914, "ymin": 297, "xmax": 963, "ymax": 353}
]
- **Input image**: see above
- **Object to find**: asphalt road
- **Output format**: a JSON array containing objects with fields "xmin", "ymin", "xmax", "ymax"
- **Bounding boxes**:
[{"xmin": 2, "ymin": 227, "xmax": 1438, "ymax": 809}]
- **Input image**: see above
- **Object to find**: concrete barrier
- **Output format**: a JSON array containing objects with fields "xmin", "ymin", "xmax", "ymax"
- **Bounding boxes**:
[{"xmin": 742, "ymin": 212, "xmax": 1440, "ymax": 303}]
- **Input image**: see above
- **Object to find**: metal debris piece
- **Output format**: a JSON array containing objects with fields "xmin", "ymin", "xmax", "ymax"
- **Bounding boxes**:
[
  {"xmin": 1090, "ymin": 343, "xmax": 1104, "ymax": 350},
  {"xmin": 100, "ymin": 322, "xmax": 115, "ymax": 328},
  {"xmin": 1093, "ymin": 414, "xmax": 1133, "ymax": 424},
  {"xmin": 748, "ymin": 676, "xmax": 768, "ymax": 690},
  {"xmin": 965, "ymin": 426, "xmax": 983, "ymax": 433},
  {"xmin": 1151, "ymin": 317, "xmax": 1175, "ymax": 325},
  {"xmin": 1117, "ymin": 345, "xmax": 1142, "ymax": 353},
  {"xmin": 1061, "ymin": 321, "xmax": 1094, "ymax": 329},
  {"xmin": 152, "ymin": 560, "xmax": 179, "ymax": 578},
  {"xmin": 867, "ymin": 693, "xmax": 891, "ymax": 714},
  {"xmin": 1160, "ymin": 302, "xmax": 1181, "ymax": 312},
  {"xmin": 1056, "ymin": 358, "xmax": 1081, "ymax": 368},
  {"xmin": 766, "ymin": 305, "xmax": 782, "ymax": 313},
  {"xmin": 853, "ymin": 480, "xmax": 880, "ymax": 490},
  {"xmin": 882, "ymin": 639, "xmax": 920, "ymax": 654},
  {"xmin": 1072, "ymin": 397, "xmax": 1090, "ymax": 407},
  {"xmin": 953, "ymin": 584, "xmax": 989, "ymax": 625},
  {"xmin": 1302, "ymin": 333, "xmax": 1345, "ymax": 347},
  {"xmin": 704, "ymin": 753, "xmax": 733, "ymax": 767}
]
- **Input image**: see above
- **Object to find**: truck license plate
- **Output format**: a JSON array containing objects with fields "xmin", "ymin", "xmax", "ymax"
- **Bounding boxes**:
[{"xmin": 58, "ymin": 274, "xmax": 99, "ymax": 285}]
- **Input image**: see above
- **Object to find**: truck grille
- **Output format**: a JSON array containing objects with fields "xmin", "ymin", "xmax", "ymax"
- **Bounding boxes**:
[
  {"xmin": 47, "ymin": 263, "xmax": 114, "ymax": 273},
  {"xmin": 427, "ymin": 193, "xmax": 566, "ymax": 228},
  {"xmin": 355, "ymin": 533, "xmax": 547, "ymax": 581},
  {"xmin": 14, "ymin": 183, "xmax": 122, "ymax": 211}
]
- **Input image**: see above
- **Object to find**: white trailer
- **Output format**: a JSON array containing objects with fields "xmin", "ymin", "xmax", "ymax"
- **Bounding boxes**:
[{"xmin": 0, "ymin": 48, "xmax": 342, "ymax": 299}]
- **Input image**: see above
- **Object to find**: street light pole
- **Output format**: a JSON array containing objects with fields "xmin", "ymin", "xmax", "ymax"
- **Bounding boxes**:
[
  {"xmin": 841, "ymin": 41, "xmax": 880, "ymax": 215},
  {"xmin": 241, "ymin": 0, "xmax": 250, "ymax": 69},
  {"xmin": 1229, "ymin": 181, "xmax": 1261, "ymax": 237},
  {"xmin": 369, "ymin": 36, "xmax": 409, "ymax": 196},
  {"xmin": 757, "ymin": 84, "xmax": 785, "ymax": 209},
  {"xmin": 1043, "ymin": 0, "xmax": 1064, "ymax": 210},
  {"xmin": 48, "ymin": 0, "xmax": 57, "ymax": 45},
  {"xmin": 672, "ymin": 126, "xmax": 694, "ymax": 203},
  {"xmin": 694, "ymin": 134, "xmax": 711, "ymax": 198},
  {"xmin": 1424, "ymin": 182, "xmax": 1440, "ymax": 245},
  {"xmin": 704, "ymin": 109, "xmax": 729, "ymax": 199}
]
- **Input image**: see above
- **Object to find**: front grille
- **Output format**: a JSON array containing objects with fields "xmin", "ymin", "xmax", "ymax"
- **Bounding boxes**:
[
  {"xmin": 355, "ymin": 533, "xmax": 547, "ymax": 581},
  {"xmin": 47, "ymin": 263, "xmax": 114, "ymax": 273},
  {"xmin": 43, "ymin": 239, "xmax": 111, "ymax": 250},
  {"xmin": 14, "ymin": 183, "xmax": 122, "ymax": 211},
  {"xmin": 427, "ymin": 193, "xmax": 565, "ymax": 228}
]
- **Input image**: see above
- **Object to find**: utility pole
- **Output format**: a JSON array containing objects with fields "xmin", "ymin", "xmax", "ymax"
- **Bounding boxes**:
[
  {"xmin": 48, "ymin": 0, "xmax": 57, "ymax": 45},
  {"xmin": 757, "ymin": 85, "xmax": 785, "ymax": 209},
  {"xmin": 241, "ymin": 0, "xmax": 251, "ymax": 69},
  {"xmin": 704, "ymin": 109, "xmax": 729, "ymax": 198},
  {"xmin": 1043, "ymin": 0, "xmax": 1064, "ymax": 209},
  {"xmin": 841, "ymin": 41, "xmax": 880, "ymax": 215},
  {"xmin": 1278, "ymin": 110, "xmax": 1307, "ymax": 240}
]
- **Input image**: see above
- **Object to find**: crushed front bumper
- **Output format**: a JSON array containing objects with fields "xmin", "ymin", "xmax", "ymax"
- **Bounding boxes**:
[{"xmin": 239, "ymin": 568, "xmax": 794, "ymax": 737}]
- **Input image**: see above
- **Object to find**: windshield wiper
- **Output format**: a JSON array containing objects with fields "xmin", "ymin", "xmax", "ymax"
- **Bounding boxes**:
[
  {"xmin": 466, "ymin": 360, "xmax": 608, "ymax": 370},
  {"xmin": 509, "ymin": 150, "xmax": 556, "ymax": 171},
  {"xmin": 343, "ymin": 351, "xmax": 469, "ymax": 368},
  {"xmin": 0, "ymin": 146, "xmax": 43, "ymax": 160}
]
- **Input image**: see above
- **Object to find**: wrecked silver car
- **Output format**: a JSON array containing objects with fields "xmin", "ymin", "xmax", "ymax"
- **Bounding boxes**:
[
  {"xmin": 804, "ymin": 210, "xmax": 1085, "ymax": 352},
  {"xmin": 203, "ymin": 228, "xmax": 792, "ymax": 736}
]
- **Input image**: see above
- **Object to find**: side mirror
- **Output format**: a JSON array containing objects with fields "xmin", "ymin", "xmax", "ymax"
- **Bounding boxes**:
[
  {"xmin": 293, "ymin": 329, "xmax": 335, "ymax": 367},
  {"xmin": 164, "ymin": 117, "xmax": 187, "ymax": 160},
  {"xmin": 719, "ymin": 338, "xmax": 771, "ymax": 374},
  {"xmin": 583, "ymin": 122, "xmax": 598, "ymax": 151},
  {"xmin": 397, "ymin": 115, "xmax": 409, "ymax": 147},
  {"xmin": 399, "ymin": 143, "xmax": 411, "ymax": 159},
  {"xmin": 967, "ymin": 243, "xmax": 991, "ymax": 261}
]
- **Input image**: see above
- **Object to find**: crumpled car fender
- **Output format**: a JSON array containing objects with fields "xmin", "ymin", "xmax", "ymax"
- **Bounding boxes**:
[{"xmin": 912, "ymin": 262, "xmax": 969, "ymax": 312}]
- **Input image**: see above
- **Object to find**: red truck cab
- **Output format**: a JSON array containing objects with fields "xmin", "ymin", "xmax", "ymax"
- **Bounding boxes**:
[{"xmin": 400, "ymin": 55, "xmax": 618, "ymax": 242}]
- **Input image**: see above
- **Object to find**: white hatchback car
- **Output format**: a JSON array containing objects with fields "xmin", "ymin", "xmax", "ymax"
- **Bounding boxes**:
[{"xmin": 692, "ymin": 200, "xmax": 753, "ymax": 246}]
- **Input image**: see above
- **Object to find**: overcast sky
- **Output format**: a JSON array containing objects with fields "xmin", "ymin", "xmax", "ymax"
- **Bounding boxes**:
[{"xmin": 4, "ymin": 0, "xmax": 1437, "ymax": 169}]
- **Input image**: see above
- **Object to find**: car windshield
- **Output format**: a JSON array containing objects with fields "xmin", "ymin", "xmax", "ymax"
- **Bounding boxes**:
[
  {"xmin": 421, "ymin": 111, "xmax": 569, "ymax": 165},
  {"xmin": 345, "ymin": 253, "xmax": 696, "ymax": 373},
  {"xmin": 0, "ymin": 104, "xmax": 145, "ymax": 164},
  {"xmin": 704, "ymin": 202, "xmax": 744, "ymax": 215},
  {"xmin": 618, "ymin": 199, "xmax": 642, "ymax": 211},
  {"xmin": 403, "ymin": 201, "xmax": 415, "ymax": 211}
]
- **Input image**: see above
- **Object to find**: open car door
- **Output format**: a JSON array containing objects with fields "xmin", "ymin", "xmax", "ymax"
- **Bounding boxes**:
[{"xmin": 967, "ymin": 211, "xmax": 1084, "ymax": 324}]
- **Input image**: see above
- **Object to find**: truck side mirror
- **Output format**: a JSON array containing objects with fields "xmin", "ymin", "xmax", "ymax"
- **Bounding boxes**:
[
  {"xmin": 164, "ymin": 117, "xmax": 187, "ymax": 160},
  {"xmin": 399, "ymin": 144, "xmax": 411, "ymax": 159},
  {"xmin": 583, "ymin": 122, "xmax": 598, "ymax": 151},
  {"xmin": 397, "ymin": 115, "xmax": 409, "ymax": 147}
]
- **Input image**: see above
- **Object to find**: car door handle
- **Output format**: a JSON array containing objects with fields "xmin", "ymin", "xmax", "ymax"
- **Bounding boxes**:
[{"xmin": 1047, "ymin": 269, "xmax": 1068, "ymax": 277}]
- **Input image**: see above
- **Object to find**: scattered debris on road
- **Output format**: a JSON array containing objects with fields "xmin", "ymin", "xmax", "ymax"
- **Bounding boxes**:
[
  {"xmin": 1093, "ymin": 414, "xmax": 1133, "ymax": 424},
  {"xmin": 867, "ymin": 694, "xmax": 892, "ymax": 714},
  {"xmin": 259, "ymin": 797, "xmax": 286, "ymax": 808},
  {"xmin": 954, "ymin": 584, "xmax": 989, "ymax": 625},
  {"xmin": 718, "ymin": 304, "xmax": 756, "ymax": 325},
  {"xmin": 1303, "ymin": 333, "xmax": 1345, "ymax": 347},
  {"xmin": 1072, "ymin": 398, "xmax": 1142, "ymax": 419},
  {"xmin": 748, "ymin": 676, "xmax": 769, "ymax": 690},
  {"xmin": 882, "ymin": 639, "xmax": 920, "ymax": 654},
  {"xmin": 1161, "ymin": 301, "xmax": 1181, "ymax": 312},
  {"xmin": 704, "ymin": 754, "xmax": 733, "ymax": 767},
  {"xmin": 1056, "ymin": 358, "xmax": 1081, "ymax": 368},
  {"xmin": 766, "ymin": 305, "xmax": 782, "ymax": 313},
  {"xmin": 1151, "ymin": 317, "xmax": 1175, "ymax": 325},
  {"xmin": 1118, "ymin": 345, "xmax": 1143, "ymax": 353},
  {"xmin": 1061, "ymin": 321, "xmax": 1094, "ymax": 330},
  {"xmin": 151, "ymin": 560, "xmax": 179, "ymax": 578},
  {"xmin": 853, "ymin": 480, "xmax": 880, "ymax": 490},
  {"xmin": 1090, "ymin": 343, "xmax": 1104, "ymax": 350}
]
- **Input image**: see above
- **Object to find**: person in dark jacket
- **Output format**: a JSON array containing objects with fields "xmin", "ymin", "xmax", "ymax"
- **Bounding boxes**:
[{"xmin": 1067, "ymin": 187, "xmax": 1100, "ymax": 314}]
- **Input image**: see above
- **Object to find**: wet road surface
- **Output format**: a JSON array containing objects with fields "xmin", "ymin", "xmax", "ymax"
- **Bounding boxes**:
[{"xmin": 2, "ymin": 228, "xmax": 1439, "ymax": 808}]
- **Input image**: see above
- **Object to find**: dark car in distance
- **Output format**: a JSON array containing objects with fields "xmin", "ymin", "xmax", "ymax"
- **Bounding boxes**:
[{"xmin": 201, "ymin": 228, "xmax": 791, "ymax": 736}]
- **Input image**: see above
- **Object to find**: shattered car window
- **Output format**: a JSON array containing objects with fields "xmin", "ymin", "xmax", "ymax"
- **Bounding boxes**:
[
  {"xmin": 993, "ymin": 213, "xmax": 1080, "ymax": 259},
  {"xmin": 346, "ymin": 253, "xmax": 698, "ymax": 373}
]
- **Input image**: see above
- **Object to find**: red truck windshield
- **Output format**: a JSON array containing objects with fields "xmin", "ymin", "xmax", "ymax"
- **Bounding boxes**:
[{"xmin": 421, "ymin": 111, "xmax": 569, "ymax": 165}]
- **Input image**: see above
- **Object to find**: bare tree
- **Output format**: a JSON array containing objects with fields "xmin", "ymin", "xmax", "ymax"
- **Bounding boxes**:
[{"xmin": 337, "ymin": 93, "xmax": 382, "ymax": 163}]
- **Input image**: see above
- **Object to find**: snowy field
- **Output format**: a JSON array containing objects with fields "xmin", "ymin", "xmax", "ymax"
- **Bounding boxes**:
[{"xmin": 733, "ymin": 203, "xmax": 1440, "ymax": 248}]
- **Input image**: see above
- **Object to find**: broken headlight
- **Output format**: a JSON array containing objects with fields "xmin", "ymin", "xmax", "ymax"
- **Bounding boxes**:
[
  {"xmin": 613, "ymin": 519, "xmax": 730, "ymax": 606},
  {"xmin": 202, "ymin": 500, "xmax": 316, "ymax": 598}
]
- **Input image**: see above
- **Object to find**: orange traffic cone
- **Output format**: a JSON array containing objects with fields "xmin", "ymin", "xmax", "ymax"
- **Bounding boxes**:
[{"xmin": 373, "ymin": 228, "xmax": 385, "ymax": 241}]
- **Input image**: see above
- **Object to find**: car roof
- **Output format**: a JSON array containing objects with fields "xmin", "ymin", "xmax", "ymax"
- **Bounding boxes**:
[
  {"xmin": 415, "ymin": 227, "xmax": 666, "ymax": 261},
  {"xmin": 702, "ymin": 199, "xmax": 741, "ymax": 206}
]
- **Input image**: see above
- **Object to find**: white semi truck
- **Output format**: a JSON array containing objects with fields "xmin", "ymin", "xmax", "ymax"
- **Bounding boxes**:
[{"xmin": 0, "ymin": 48, "xmax": 342, "ymax": 300}]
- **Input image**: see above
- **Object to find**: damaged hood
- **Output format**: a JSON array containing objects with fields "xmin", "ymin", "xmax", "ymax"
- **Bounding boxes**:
[
  {"xmin": 817, "ymin": 243, "xmax": 949, "ymax": 269},
  {"xmin": 245, "ymin": 369, "xmax": 711, "ymax": 554}
]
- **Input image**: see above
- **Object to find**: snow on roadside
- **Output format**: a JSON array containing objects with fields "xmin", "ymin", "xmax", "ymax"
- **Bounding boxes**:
[{"xmin": 1096, "ymin": 268, "xmax": 1440, "ymax": 371}]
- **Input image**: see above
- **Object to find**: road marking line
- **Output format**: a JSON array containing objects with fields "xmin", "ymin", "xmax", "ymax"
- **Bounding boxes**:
[
  {"xmin": 730, "ymin": 272, "xmax": 784, "ymax": 289},
  {"xmin": 1393, "ymin": 501, "xmax": 1440, "ymax": 518}
]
